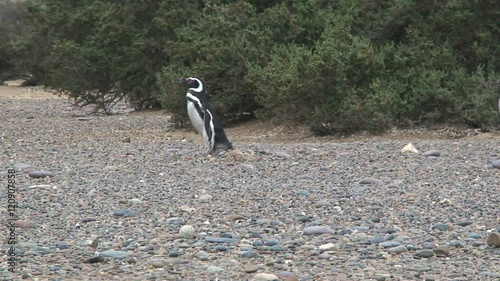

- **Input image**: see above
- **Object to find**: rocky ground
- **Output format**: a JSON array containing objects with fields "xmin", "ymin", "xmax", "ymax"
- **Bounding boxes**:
[{"xmin": 1, "ymin": 84, "xmax": 499, "ymax": 281}]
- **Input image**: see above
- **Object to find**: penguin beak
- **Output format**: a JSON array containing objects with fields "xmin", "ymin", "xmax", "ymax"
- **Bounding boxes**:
[{"xmin": 179, "ymin": 78, "xmax": 188, "ymax": 84}]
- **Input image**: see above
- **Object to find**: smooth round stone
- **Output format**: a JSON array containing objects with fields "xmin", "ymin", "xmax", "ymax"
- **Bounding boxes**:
[
  {"xmin": 250, "ymin": 232, "xmax": 262, "ymax": 238},
  {"xmin": 252, "ymin": 273, "xmax": 280, "ymax": 281},
  {"xmin": 168, "ymin": 250, "xmax": 182, "ymax": 257},
  {"xmin": 15, "ymin": 220, "xmax": 30, "ymax": 229},
  {"xmin": 387, "ymin": 245, "xmax": 407, "ymax": 254},
  {"xmin": 100, "ymin": 250, "xmax": 131, "ymax": 259},
  {"xmin": 55, "ymin": 242, "xmax": 69, "ymax": 250},
  {"xmin": 252, "ymin": 240, "xmax": 264, "ymax": 247},
  {"xmin": 379, "ymin": 241, "xmax": 400, "ymax": 248},
  {"xmin": 113, "ymin": 209, "xmax": 135, "ymax": 217},
  {"xmin": 414, "ymin": 249, "xmax": 435, "ymax": 258},
  {"xmin": 239, "ymin": 251, "xmax": 260, "ymax": 258},
  {"xmin": 456, "ymin": 221, "xmax": 473, "ymax": 227},
  {"xmin": 207, "ymin": 266, "xmax": 225, "ymax": 273},
  {"xmin": 14, "ymin": 163, "xmax": 34, "ymax": 171},
  {"xmin": 199, "ymin": 194, "xmax": 213, "ymax": 202},
  {"xmin": 491, "ymin": 160, "xmax": 500, "ymax": 169},
  {"xmin": 264, "ymin": 240, "xmax": 280, "ymax": 246},
  {"xmin": 84, "ymin": 256, "xmax": 105, "ymax": 264},
  {"xmin": 166, "ymin": 217, "xmax": 181, "ymax": 225},
  {"xmin": 431, "ymin": 223, "xmax": 448, "ymax": 231},
  {"xmin": 359, "ymin": 178, "xmax": 383, "ymax": 185},
  {"xmin": 196, "ymin": 251, "xmax": 210, "ymax": 261},
  {"xmin": 338, "ymin": 229, "xmax": 353, "ymax": 236},
  {"xmin": 297, "ymin": 216, "xmax": 311, "ymax": 223},
  {"xmin": 319, "ymin": 243, "xmax": 337, "ymax": 251},
  {"xmin": 128, "ymin": 198, "xmax": 142, "ymax": 205},
  {"xmin": 486, "ymin": 232, "xmax": 500, "ymax": 247},
  {"xmin": 316, "ymin": 200, "xmax": 330, "ymax": 207},
  {"xmin": 276, "ymin": 271, "xmax": 294, "ymax": 278},
  {"xmin": 273, "ymin": 151, "xmax": 291, "ymax": 158},
  {"xmin": 318, "ymin": 252, "xmax": 330, "ymax": 259},
  {"xmin": 422, "ymin": 150, "xmax": 441, "ymax": 157},
  {"xmin": 284, "ymin": 276, "xmax": 299, "ymax": 281},
  {"xmin": 269, "ymin": 245, "xmax": 284, "ymax": 251},
  {"xmin": 296, "ymin": 190, "xmax": 310, "ymax": 196},
  {"xmin": 447, "ymin": 240, "xmax": 466, "ymax": 248},
  {"xmin": 467, "ymin": 233, "xmax": 481, "ymax": 239},
  {"xmin": 353, "ymin": 226, "xmax": 370, "ymax": 232},
  {"xmin": 237, "ymin": 163, "xmax": 255, "ymax": 171},
  {"xmin": 215, "ymin": 245, "xmax": 230, "ymax": 251},
  {"xmin": 28, "ymin": 170, "xmax": 54, "ymax": 178},
  {"xmin": 373, "ymin": 274, "xmax": 391, "ymax": 281},
  {"xmin": 205, "ymin": 236, "xmax": 238, "ymax": 243},
  {"xmin": 303, "ymin": 226, "xmax": 335, "ymax": 235},
  {"xmin": 244, "ymin": 265, "xmax": 259, "ymax": 273},
  {"xmin": 480, "ymin": 271, "xmax": 500, "ymax": 278},
  {"xmin": 221, "ymin": 232, "xmax": 238, "ymax": 238},
  {"xmin": 50, "ymin": 265, "xmax": 62, "ymax": 271},
  {"xmin": 179, "ymin": 225, "xmax": 196, "ymax": 239},
  {"xmin": 434, "ymin": 246, "xmax": 450, "ymax": 257}
]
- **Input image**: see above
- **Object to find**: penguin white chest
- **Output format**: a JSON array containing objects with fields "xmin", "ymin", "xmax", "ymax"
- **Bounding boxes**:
[{"xmin": 187, "ymin": 101, "xmax": 205, "ymax": 136}]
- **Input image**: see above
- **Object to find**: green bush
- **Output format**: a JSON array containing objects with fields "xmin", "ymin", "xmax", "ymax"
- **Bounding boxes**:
[{"xmin": 7, "ymin": 0, "xmax": 499, "ymax": 132}]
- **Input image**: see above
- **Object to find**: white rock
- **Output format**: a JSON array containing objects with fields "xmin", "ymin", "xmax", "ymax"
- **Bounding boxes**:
[
  {"xmin": 179, "ymin": 225, "xmax": 196, "ymax": 239},
  {"xmin": 401, "ymin": 143, "xmax": 418, "ymax": 154},
  {"xmin": 319, "ymin": 243, "xmax": 337, "ymax": 251},
  {"xmin": 252, "ymin": 273, "xmax": 280, "ymax": 281}
]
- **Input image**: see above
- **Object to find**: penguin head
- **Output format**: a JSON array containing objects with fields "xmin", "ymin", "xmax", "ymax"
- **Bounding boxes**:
[{"xmin": 180, "ymin": 77, "xmax": 204, "ymax": 92}]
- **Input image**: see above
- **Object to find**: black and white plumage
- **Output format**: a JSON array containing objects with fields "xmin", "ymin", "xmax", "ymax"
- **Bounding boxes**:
[{"xmin": 180, "ymin": 77, "xmax": 233, "ymax": 154}]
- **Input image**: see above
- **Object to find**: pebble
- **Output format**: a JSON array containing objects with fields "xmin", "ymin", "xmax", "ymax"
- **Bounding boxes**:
[
  {"xmin": 316, "ymin": 200, "xmax": 330, "ymax": 207},
  {"xmin": 379, "ymin": 241, "xmax": 400, "ymax": 248},
  {"xmin": 205, "ymin": 236, "xmax": 238, "ymax": 243},
  {"xmin": 422, "ymin": 150, "xmax": 441, "ymax": 157},
  {"xmin": 113, "ymin": 209, "xmax": 136, "ymax": 217},
  {"xmin": 196, "ymin": 251, "xmax": 210, "ymax": 261},
  {"xmin": 28, "ymin": 170, "xmax": 54, "ymax": 178},
  {"xmin": 373, "ymin": 274, "xmax": 391, "ymax": 281},
  {"xmin": 456, "ymin": 221, "xmax": 472, "ymax": 227},
  {"xmin": 252, "ymin": 273, "xmax": 280, "ymax": 281},
  {"xmin": 15, "ymin": 220, "xmax": 30, "ymax": 229},
  {"xmin": 283, "ymin": 276, "xmax": 299, "ymax": 281},
  {"xmin": 55, "ymin": 242, "xmax": 69, "ymax": 250},
  {"xmin": 486, "ymin": 232, "xmax": 500, "ymax": 247},
  {"xmin": 273, "ymin": 151, "xmax": 291, "ymax": 158},
  {"xmin": 434, "ymin": 246, "xmax": 450, "ymax": 257},
  {"xmin": 179, "ymin": 225, "xmax": 196, "ymax": 238},
  {"xmin": 240, "ymin": 251, "xmax": 260, "ymax": 258},
  {"xmin": 84, "ymin": 256, "xmax": 105, "ymax": 264},
  {"xmin": 414, "ymin": 249, "xmax": 435, "ymax": 258},
  {"xmin": 492, "ymin": 160, "xmax": 500, "ymax": 169},
  {"xmin": 228, "ymin": 214, "xmax": 246, "ymax": 221},
  {"xmin": 318, "ymin": 252, "xmax": 330, "ymax": 259},
  {"xmin": 303, "ymin": 226, "xmax": 335, "ymax": 235},
  {"xmin": 244, "ymin": 265, "xmax": 259, "ymax": 273},
  {"xmin": 318, "ymin": 243, "xmax": 337, "ymax": 251},
  {"xmin": 359, "ymin": 178, "xmax": 383, "ymax": 185},
  {"xmin": 100, "ymin": 250, "xmax": 131, "ymax": 259},
  {"xmin": 237, "ymin": 163, "xmax": 255, "ymax": 171},
  {"xmin": 387, "ymin": 245, "xmax": 407, "ymax": 254},
  {"xmin": 207, "ymin": 266, "xmax": 225, "ymax": 273},
  {"xmin": 431, "ymin": 223, "xmax": 448, "ymax": 231},
  {"xmin": 128, "ymin": 198, "xmax": 142, "ymax": 205},
  {"xmin": 199, "ymin": 194, "xmax": 213, "ymax": 202}
]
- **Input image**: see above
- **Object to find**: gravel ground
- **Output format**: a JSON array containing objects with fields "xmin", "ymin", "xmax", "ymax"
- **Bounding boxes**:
[{"xmin": 1, "ymin": 85, "xmax": 499, "ymax": 281}]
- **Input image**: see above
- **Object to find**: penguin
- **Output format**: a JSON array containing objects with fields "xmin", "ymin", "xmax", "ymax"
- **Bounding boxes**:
[{"xmin": 180, "ymin": 77, "xmax": 233, "ymax": 155}]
